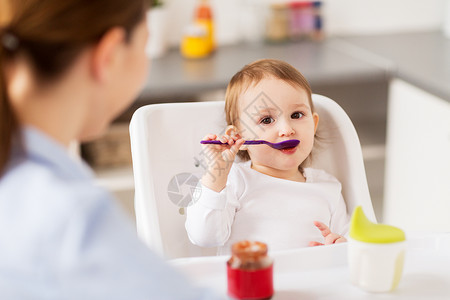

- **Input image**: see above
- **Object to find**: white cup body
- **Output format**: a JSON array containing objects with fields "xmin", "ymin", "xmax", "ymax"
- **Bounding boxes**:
[{"xmin": 348, "ymin": 238, "xmax": 406, "ymax": 292}]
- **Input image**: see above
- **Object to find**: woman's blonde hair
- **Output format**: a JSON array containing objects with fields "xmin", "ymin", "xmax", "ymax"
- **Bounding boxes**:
[{"xmin": 224, "ymin": 59, "xmax": 316, "ymax": 167}]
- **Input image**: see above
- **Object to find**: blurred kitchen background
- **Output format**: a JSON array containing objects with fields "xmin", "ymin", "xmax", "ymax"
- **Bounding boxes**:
[{"xmin": 81, "ymin": 0, "xmax": 450, "ymax": 231}]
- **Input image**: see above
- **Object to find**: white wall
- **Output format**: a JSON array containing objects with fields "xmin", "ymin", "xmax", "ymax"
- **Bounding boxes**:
[
  {"xmin": 164, "ymin": 0, "xmax": 267, "ymax": 46},
  {"xmin": 325, "ymin": 0, "xmax": 446, "ymax": 36},
  {"xmin": 160, "ymin": 0, "xmax": 446, "ymax": 47}
]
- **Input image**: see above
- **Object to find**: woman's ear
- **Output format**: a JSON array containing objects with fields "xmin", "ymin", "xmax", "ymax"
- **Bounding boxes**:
[{"xmin": 90, "ymin": 27, "xmax": 126, "ymax": 83}]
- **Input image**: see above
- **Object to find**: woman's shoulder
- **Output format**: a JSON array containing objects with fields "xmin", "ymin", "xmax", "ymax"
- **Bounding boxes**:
[{"xmin": 303, "ymin": 167, "xmax": 341, "ymax": 184}]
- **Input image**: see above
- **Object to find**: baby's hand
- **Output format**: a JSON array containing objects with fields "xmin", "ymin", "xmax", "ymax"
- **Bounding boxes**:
[
  {"xmin": 200, "ymin": 133, "xmax": 245, "ymax": 192},
  {"xmin": 308, "ymin": 221, "xmax": 347, "ymax": 247},
  {"xmin": 201, "ymin": 133, "xmax": 245, "ymax": 163}
]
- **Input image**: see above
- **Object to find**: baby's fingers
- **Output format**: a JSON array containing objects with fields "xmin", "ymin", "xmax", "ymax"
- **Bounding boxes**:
[
  {"xmin": 335, "ymin": 236, "xmax": 347, "ymax": 244},
  {"xmin": 308, "ymin": 241, "xmax": 324, "ymax": 247},
  {"xmin": 313, "ymin": 221, "xmax": 331, "ymax": 238},
  {"xmin": 202, "ymin": 134, "xmax": 217, "ymax": 141},
  {"xmin": 201, "ymin": 134, "xmax": 225, "ymax": 151},
  {"xmin": 221, "ymin": 139, "xmax": 244, "ymax": 162},
  {"xmin": 232, "ymin": 139, "xmax": 245, "ymax": 150},
  {"xmin": 220, "ymin": 134, "xmax": 239, "ymax": 145},
  {"xmin": 324, "ymin": 233, "xmax": 340, "ymax": 244},
  {"xmin": 220, "ymin": 138, "xmax": 241, "ymax": 162}
]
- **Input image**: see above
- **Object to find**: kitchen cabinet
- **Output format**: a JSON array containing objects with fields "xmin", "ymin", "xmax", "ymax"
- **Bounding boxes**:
[{"xmin": 384, "ymin": 79, "xmax": 450, "ymax": 231}]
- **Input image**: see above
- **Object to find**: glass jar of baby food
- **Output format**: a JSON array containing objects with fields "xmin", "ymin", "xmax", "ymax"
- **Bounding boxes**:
[{"xmin": 227, "ymin": 241, "xmax": 274, "ymax": 299}]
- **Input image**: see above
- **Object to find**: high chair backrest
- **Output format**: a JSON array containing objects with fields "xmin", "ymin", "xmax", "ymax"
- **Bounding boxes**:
[{"xmin": 129, "ymin": 94, "xmax": 376, "ymax": 259}]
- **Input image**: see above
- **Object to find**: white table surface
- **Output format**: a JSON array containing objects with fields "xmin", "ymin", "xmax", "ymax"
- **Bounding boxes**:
[{"xmin": 171, "ymin": 233, "xmax": 450, "ymax": 299}]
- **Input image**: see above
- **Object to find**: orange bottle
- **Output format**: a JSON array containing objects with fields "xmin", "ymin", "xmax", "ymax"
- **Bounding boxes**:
[{"xmin": 195, "ymin": 0, "xmax": 215, "ymax": 53}]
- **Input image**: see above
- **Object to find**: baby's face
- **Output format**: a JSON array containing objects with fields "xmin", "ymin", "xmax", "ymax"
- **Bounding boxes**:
[{"xmin": 237, "ymin": 77, "xmax": 318, "ymax": 179}]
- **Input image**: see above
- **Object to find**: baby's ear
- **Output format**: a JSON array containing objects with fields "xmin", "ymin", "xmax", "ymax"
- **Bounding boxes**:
[{"xmin": 225, "ymin": 125, "xmax": 239, "ymax": 136}]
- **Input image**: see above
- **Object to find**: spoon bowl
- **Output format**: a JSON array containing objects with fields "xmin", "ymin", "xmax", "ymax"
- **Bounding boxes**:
[{"xmin": 200, "ymin": 139, "xmax": 300, "ymax": 150}]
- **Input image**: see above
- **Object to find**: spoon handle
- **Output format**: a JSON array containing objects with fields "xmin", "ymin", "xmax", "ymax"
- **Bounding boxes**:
[
  {"xmin": 200, "ymin": 140, "xmax": 226, "ymax": 145},
  {"xmin": 200, "ymin": 140, "xmax": 264, "ymax": 145}
]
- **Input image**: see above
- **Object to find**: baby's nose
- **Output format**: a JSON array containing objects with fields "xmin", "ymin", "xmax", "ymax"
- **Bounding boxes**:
[{"xmin": 278, "ymin": 122, "xmax": 295, "ymax": 136}]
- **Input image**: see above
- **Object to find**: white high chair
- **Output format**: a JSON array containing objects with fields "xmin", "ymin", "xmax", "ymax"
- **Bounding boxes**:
[{"xmin": 129, "ymin": 95, "xmax": 376, "ymax": 259}]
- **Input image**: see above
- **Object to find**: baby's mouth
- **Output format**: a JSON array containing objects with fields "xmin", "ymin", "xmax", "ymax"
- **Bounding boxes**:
[{"xmin": 279, "ymin": 147, "xmax": 297, "ymax": 154}]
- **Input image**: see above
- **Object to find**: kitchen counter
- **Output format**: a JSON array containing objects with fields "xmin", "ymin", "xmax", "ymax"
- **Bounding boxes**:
[
  {"xmin": 139, "ymin": 31, "xmax": 450, "ymax": 103},
  {"xmin": 139, "ymin": 38, "xmax": 388, "ymax": 101},
  {"xmin": 340, "ymin": 31, "xmax": 450, "ymax": 102}
]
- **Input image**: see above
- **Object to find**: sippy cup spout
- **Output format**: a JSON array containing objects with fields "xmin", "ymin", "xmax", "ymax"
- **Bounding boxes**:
[{"xmin": 350, "ymin": 206, "xmax": 405, "ymax": 244}]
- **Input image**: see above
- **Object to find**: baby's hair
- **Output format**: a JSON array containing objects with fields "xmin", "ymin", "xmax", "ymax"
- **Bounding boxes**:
[{"xmin": 224, "ymin": 59, "xmax": 317, "ymax": 170}]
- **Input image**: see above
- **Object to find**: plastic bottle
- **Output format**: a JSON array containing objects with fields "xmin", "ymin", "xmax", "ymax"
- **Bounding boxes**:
[
  {"xmin": 181, "ymin": 0, "xmax": 215, "ymax": 59},
  {"xmin": 265, "ymin": 3, "xmax": 289, "ymax": 43},
  {"xmin": 195, "ymin": 0, "xmax": 215, "ymax": 53},
  {"xmin": 312, "ymin": 1, "xmax": 324, "ymax": 41},
  {"xmin": 289, "ymin": 1, "xmax": 314, "ymax": 40},
  {"xmin": 180, "ymin": 24, "xmax": 210, "ymax": 59}
]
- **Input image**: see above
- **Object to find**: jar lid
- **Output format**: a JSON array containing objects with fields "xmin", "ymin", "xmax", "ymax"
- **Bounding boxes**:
[
  {"xmin": 350, "ymin": 206, "xmax": 405, "ymax": 243},
  {"xmin": 232, "ymin": 241, "xmax": 268, "ymax": 258}
]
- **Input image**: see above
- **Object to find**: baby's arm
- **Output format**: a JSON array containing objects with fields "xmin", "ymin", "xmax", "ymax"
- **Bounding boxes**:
[
  {"xmin": 185, "ymin": 186, "xmax": 239, "ymax": 247},
  {"xmin": 185, "ymin": 132, "xmax": 244, "ymax": 247},
  {"xmin": 309, "ymin": 175, "xmax": 349, "ymax": 246},
  {"xmin": 309, "ymin": 221, "xmax": 347, "ymax": 246}
]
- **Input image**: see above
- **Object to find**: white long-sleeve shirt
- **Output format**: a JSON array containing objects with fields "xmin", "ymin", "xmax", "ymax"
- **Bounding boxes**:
[{"xmin": 186, "ymin": 161, "xmax": 349, "ymax": 255}]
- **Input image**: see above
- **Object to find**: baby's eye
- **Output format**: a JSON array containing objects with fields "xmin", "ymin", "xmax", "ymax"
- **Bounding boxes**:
[
  {"xmin": 260, "ymin": 116, "xmax": 274, "ymax": 125},
  {"xmin": 291, "ymin": 112, "xmax": 304, "ymax": 119}
]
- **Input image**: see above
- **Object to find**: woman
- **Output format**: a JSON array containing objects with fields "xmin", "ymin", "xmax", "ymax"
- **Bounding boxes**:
[{"xmin": 0, "ymin": 0, "xmax": 218, "ymax": 299}]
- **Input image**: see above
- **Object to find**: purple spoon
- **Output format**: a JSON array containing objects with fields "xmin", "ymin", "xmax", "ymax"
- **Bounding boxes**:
[{"xmin": 200, "ymin": 139, "xmax": 300, "ymax": 150}]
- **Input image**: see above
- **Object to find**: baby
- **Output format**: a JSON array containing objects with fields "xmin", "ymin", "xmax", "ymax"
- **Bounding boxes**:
[{"xmin": 186, "ymin": 59, "xmax": 349, "ymax": 254}]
